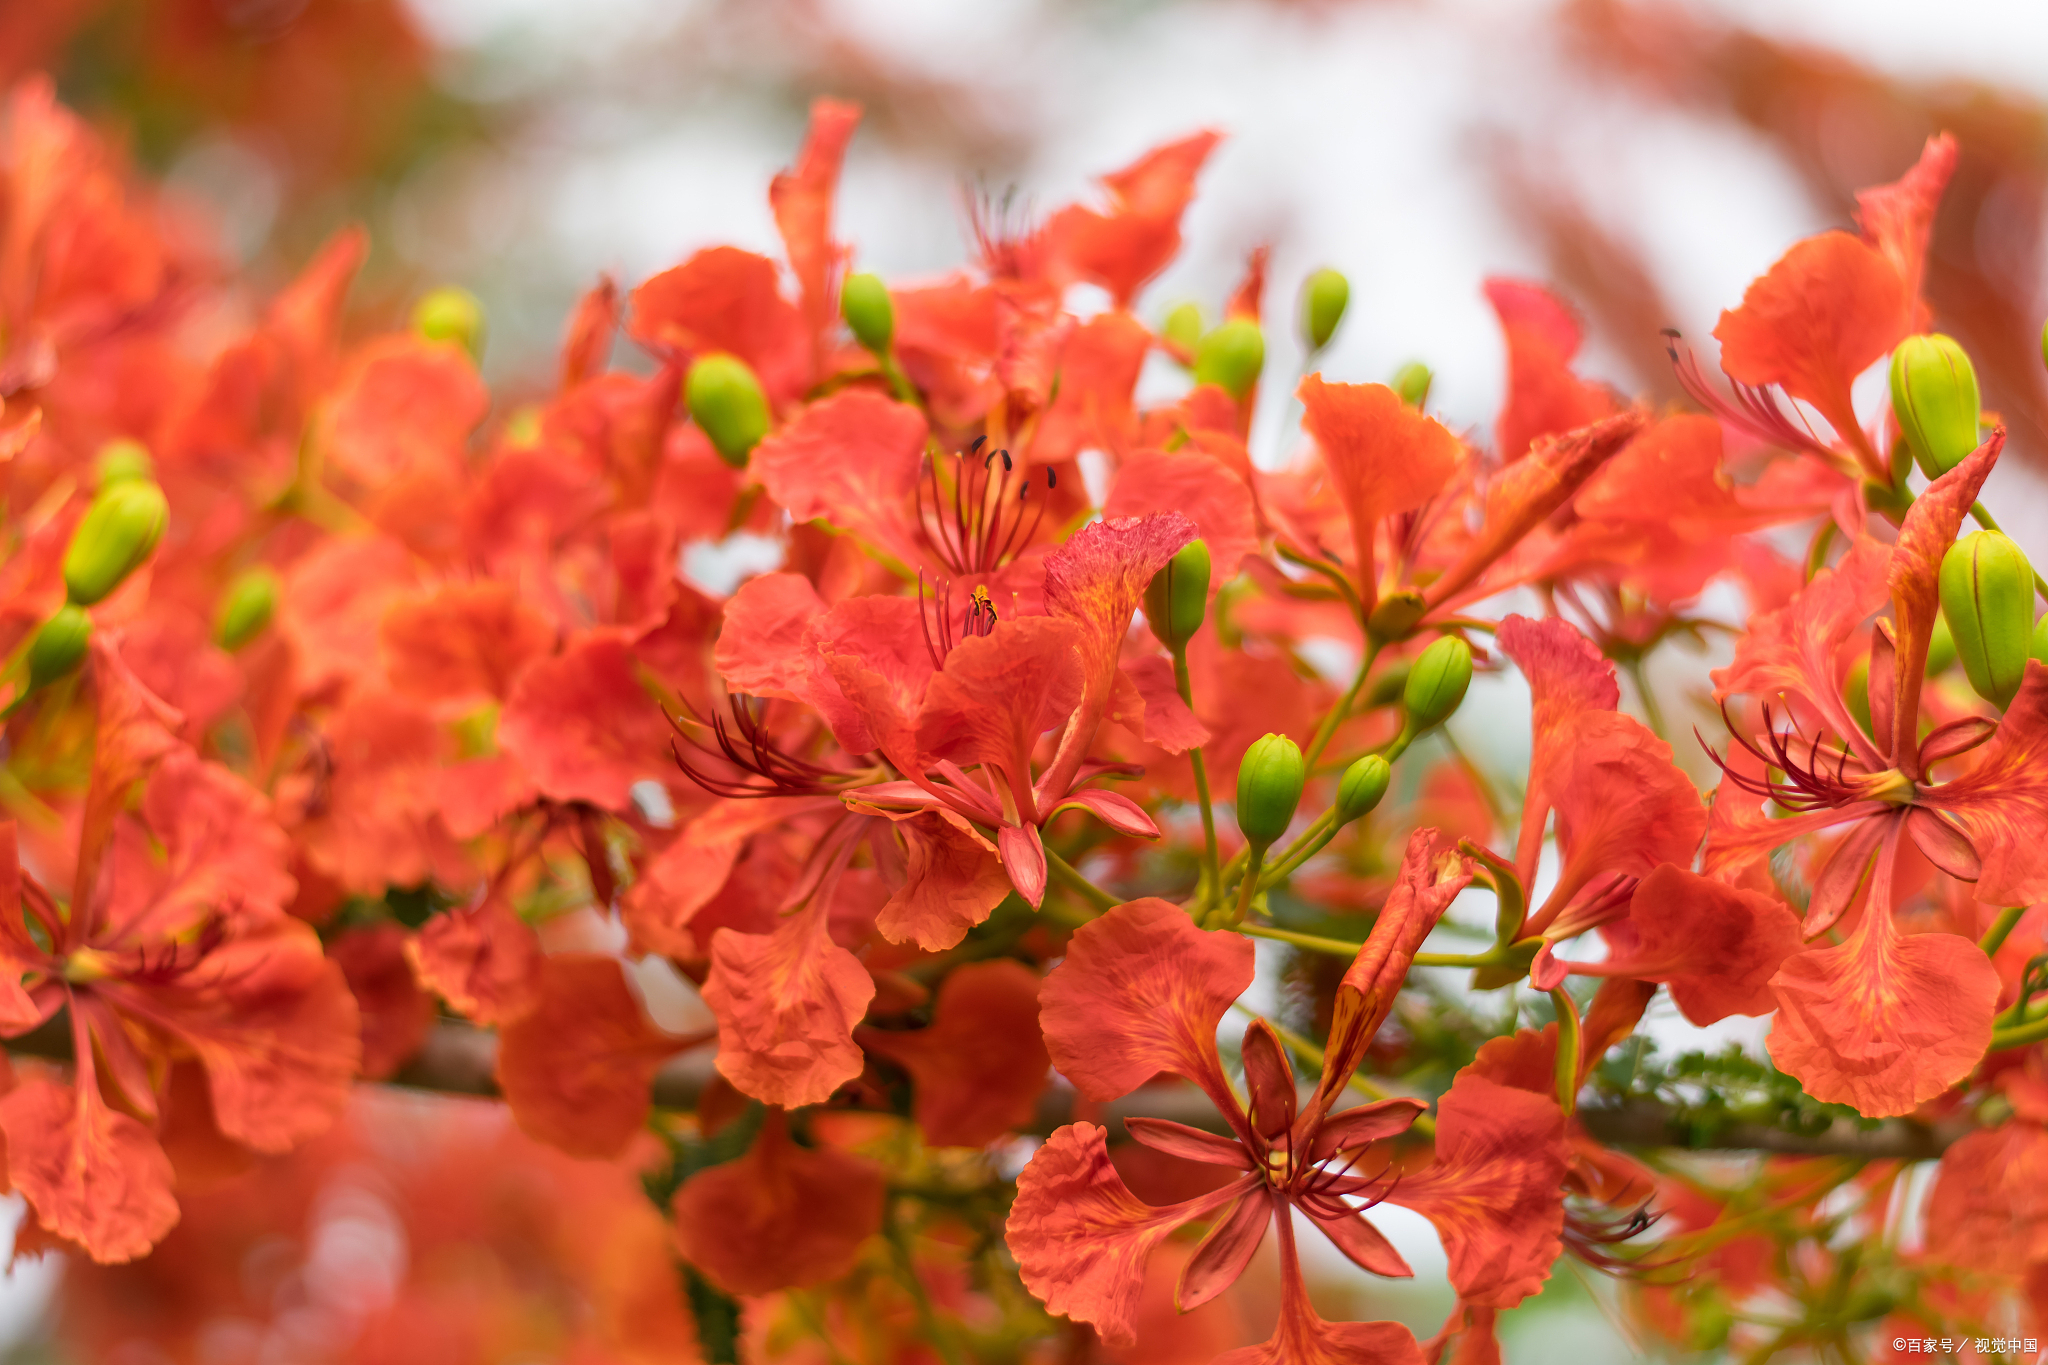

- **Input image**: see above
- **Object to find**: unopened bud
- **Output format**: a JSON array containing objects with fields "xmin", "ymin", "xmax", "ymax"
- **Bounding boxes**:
[
  {"xmin": 412, "ymin": 286, "xmax": 485, "ymax": 361},
  {"xmin": 1392, "ymin": 361, "xmax": 1433, "ymax": 410},
  {"xmin": 686, "ymin": 353, "xmax": 771, "ymax": 468},
  {"xmin": 1299, "ymin": 268, "xmax": 1349, "ymax": 353},
  {"xmin": 1366, "ymin": 588, "xmax": 1426, "ymax": 642},
  {"xmin": 1235, "ymin": 733, "xmax": 1305, "ymax": 851},
  {"xmin": 96, "ymin": 438, "xmax": 153, "ymax": 487},
  {"xmin": 1161, "ymin": 302, "xmax": 1203, "ymax": 357},
  {"xmin": 840, "ymin": 272, "xmax": 894, "ymax": 354},
  {"xmin": 63, "ymin": 479, "xmax": 168, "ymax": 606},
  {"xmin": 1890, "ymin": 333, "xmax": 1981, "ymax": 477},
  {"xmin": 1403, "ymin": 636, "xmax": 1473, "ymax": 733},
  {"xmin": 1334, "ymin": 754, "xmax": 1391, "ymax": 825},
  {"xmin": 2034, "ymin": 613, "xmax": 2048, "ymax": 666},
  {"xmin": 1143, "ymin": 540, "xmax": 1211, "ymax": 651},
  {"xmin": 1940, "ymin": 530, "xmax": 2036, "ymax": 709},
  {"xmin": 216, "ymin": 567, "xmax": 278, "ymax": 651},
  {"xmin": 26, "ymin": 605, "xmax": 91, "ymax": 690},
  {"xmin": 1192, "ymin": 319, "xmax": 1264, "ymax": 400}
]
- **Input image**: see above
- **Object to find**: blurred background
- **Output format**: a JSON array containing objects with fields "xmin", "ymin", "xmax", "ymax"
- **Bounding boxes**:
[{"xmin": 8, "ymin": 0, "xmax": 2048, "ymax": 1360}]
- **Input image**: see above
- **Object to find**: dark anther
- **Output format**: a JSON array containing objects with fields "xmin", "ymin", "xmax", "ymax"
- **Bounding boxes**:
[
  {"xmin": 668, "ymin": 696, "xmax": 846, "ymax": 799},
  {"xmin": 1047, "ymin": 468, "xmax": 1058, "ymax": 488}
]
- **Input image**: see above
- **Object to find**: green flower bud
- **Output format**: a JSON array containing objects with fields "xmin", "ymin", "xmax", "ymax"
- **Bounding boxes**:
[
  {"xmin": 2033, "ymin": 613, "xmax": 2048, "ymax": 666},
  {"xmin": 1299, "ymin": 268, "xmax": 1349, "ymax": 353},
  {"xmin": 1192, "ymin": 319, "xmax": 1264, "ymax": 400},
  {"xmin": 1161, "ymin": 302, "xmax": 1203, "ymax": 356},
  {"xmin": 412, "ymin": 285, "xmax": 486, "ymax": 361},
  {"xmin": 1403, "ymin": 635, "xmax": 1473, "ymax": 733},
  {"xmin": 63, "ymin": 479, "xmax": 168, "ymax": 607},
  {"xmin": 840, "ymin": 272, "xmax": 894, "ymax": 354},
  {"xmin": 1235, "ymin": 732, "xmax": 1305, "ymax": 851},
  {"xmin": 96, "ymin": 438, "xmax": 153, "ymax": 487},
  {"xmin": 1392, "ymin": 361, "xmax": 1433, "ymax": 410},
  {"xmin": 215, "ymin": 567, "xmax": 278, "ymax": 651},
  {"xmin": 1890, "ymin": 333, "xmax": 1981, "ymax": 477},
  {"xmin": 26, "ymin": 605, "xmax": 91, "ymax": 690},
  {"xmin": 1366, "ymin": 588, "xmax": 1426, "ymax": 643},
  {"xmin": 686, "ymin": 353, "xmax": 771, "ymax": 469},
  {"xmin": 1334, "ymin": 754, "xmax": 1391, "ymax": 825},
  {"xmin": 1940, "ymin": 530, "xmax": 2036, "ymax": 709},
  {"xmin": 1844, "ymin": 654, "xmax": 1873, "ymax": 737},
  {"xmin": 1143, "ymin": 540, "xmax": 1211, "ymax": 651},
  {"xmin": 1927, "ymin": 613, "xmax": 1958, "ymax": 675}
]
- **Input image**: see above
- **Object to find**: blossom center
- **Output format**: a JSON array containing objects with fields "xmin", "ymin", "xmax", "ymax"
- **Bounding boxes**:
[
  {"xmin": 1862, "ymin": 768, "xmax": 1915, "ymax": 806},
  {"xmin": 62, "ymin": 947, "xmax": 112, "ymax": 984}
]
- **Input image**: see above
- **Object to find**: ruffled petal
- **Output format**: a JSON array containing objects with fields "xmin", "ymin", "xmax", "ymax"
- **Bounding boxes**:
[
  {"xmin": 873, "ymin": 809, "xmax": 1010, "ymax": 951},
  {"xmin": 1483, "ymin": 278, "xmax": 1616, "ymax": 463},
  {"xmin": 0, "ymin": 1074, "xmax": 177, "ymax": 1264},
  {"xmin": 858, "ymin": 959, "xmax": 1049, "ymax": 1147},
  {"xmin": 701, "ymin": 900, "xmax": 875, "ymax": 1109},
  {"xmin": 750, "ymin": 388, "xmax": 928, "ymax": 563},
  {"xmin": 1039, "ymin": 895, "xmax": 1253, "ymax": 1109},
  {"xmin": 498, "ymin": 630, "xmax": 672, "ymax": 812},
  {"xmin": 1005, "ymin": 1120, "xmax": 1252, "ymax": 1347},
  {"xmin": 670, "ymin": 1109, "xmax": 886, "ymax": 1296},
  {"xmin": 496, "ymin": 954, "xmax": 688, "ymax": 1158},
  {"xmin": 1389, "ymin": 1071, "xmax": 1568, "ymax": 1310},
  {"xmin": 1038, "ymin": 132, "xmax": 1222, "ymax": 308},
  {"xmin": 1854, "ymin": 133, "xmax": 1957, "ymax": 331},
  {"xmin": 379, "ymin": 580, "xmax": 556, "ymax": 706},
  {"xmin": 1767, "ymin": 828, "xmax": 1999, "ymax": 1117},
  {"xmin": 1298, "ymin": 375, "xmax": 1464, "ymax": 604},
  {"xmin": 1712, "ymin": 231, "xmax": 1907, "ymax": 467},
  {"xmin": 406, "ymin": 898, "xmax": 543, "ymax": 1026},
  {"xmin": 1600, "ymin": 863, "xmax": 1803, "ymax": 1025}
]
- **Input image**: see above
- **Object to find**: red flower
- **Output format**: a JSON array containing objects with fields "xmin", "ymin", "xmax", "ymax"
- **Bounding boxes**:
[
  {"xmin": 1009, "ymin": 831, "xmax": 1568, "ymax": 1354},
  {"xmin": 0, "ymin": 648, "xmax": 358, "ymax": 1263},
  {"xmin": 1704, "ymin": 441, "xmax": 2021, "ymax": 1114}
]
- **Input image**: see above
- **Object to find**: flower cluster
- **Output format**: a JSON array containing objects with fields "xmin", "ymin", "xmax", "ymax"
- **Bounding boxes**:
[{"xmin": 7, "ymin": 67, "xmax": 2048, "ymax": 1363}]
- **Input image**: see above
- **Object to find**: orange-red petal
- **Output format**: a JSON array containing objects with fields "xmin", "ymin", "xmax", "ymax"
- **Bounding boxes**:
[
  {"xmin": 496, "ymin": 953, "xmax": 685, "ymax": 1158},
  {"xmin": 671, "ymin": 1109, "xmax": 885, "ymax": 1296},
  {"xmin": 1038, "ymin": 895, "xmax": 1253, "ymax": 1108},
  {"xmin": 859, "ymin": 959, "xmax": 1049, "ymax": 1147},
  {"xmin": 1388, "ymin": 1070, "xmax": 1567, "ymax": 1309}
]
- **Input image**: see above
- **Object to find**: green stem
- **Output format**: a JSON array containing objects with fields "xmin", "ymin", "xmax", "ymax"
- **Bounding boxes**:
[
  {"xmin": 1174, "ymin": 647, "xmax": 1221, "ymax": 903},
  {"xmin": 1989, "ymin": 1008, "xmax": 2048, "ymax": 1053},
  {"xmin": 1259, "ymin": 812, "xmax": 1338, "ymax": 888},
  {"xmin": 1227, "ymin": 846, "xmax": 1265, "ymax": 928},
  {"xmin": 1043, "ymin": 849, "xmax": 1118, "ymax": 914},
  {"xmin": 1237, "ymin": 923, "xmax": 1505, "ymax": 969},
  {"xmin": 1303, "ymin": 638, "xmax": 1383, "ymax": 772},
  {"xmin": 1980, "ymin": 905, "xmax": 2026, "ymax": 957}
]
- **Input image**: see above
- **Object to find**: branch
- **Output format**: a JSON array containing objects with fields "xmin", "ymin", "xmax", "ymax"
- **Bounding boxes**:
[{"xmin": 7, "ymin": 1021, "xmax": 1968, "ymax": 1160}]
